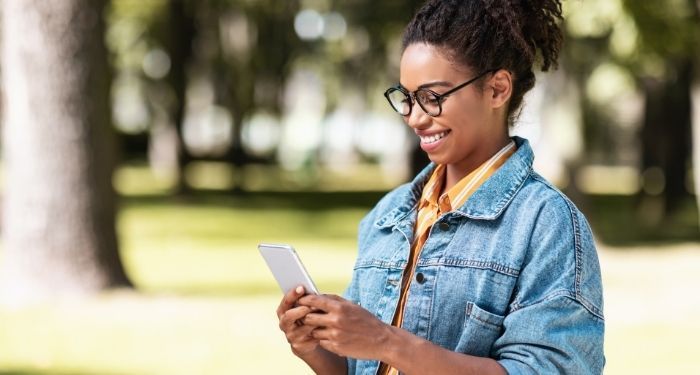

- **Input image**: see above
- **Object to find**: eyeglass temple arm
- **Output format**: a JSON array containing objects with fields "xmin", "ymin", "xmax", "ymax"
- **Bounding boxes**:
[{"xmin": 440, "ymin": 69, "xmax": 500, "ymax": 98}]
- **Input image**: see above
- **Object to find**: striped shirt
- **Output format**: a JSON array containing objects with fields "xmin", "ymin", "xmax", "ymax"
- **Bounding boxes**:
[{"xmin": 379, "ymin": 140, "xmax": 517, "ymax": 375}]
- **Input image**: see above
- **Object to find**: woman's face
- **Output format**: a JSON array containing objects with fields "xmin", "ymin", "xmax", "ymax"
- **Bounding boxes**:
[{"xmin": 399, "ymin": 43, "xmax": 507, "ymax": 172}]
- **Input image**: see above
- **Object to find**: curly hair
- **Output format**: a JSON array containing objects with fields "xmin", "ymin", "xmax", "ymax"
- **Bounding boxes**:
[{"xmin": 402, "ymin": 0, "xmax": 563, "ymax": 125}]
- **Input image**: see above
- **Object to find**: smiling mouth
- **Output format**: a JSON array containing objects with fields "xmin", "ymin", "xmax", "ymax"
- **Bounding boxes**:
[{"xmin": 420, "ymin": 130, "xmax": 450, "ymax": 144}]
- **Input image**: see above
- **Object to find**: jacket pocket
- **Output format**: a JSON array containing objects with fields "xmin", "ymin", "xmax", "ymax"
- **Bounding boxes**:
[{"xmin": 454, "ymin": 301, "xmax": 505, "ymax": 357}]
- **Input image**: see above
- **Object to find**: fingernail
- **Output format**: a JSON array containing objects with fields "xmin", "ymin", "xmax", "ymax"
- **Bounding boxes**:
[{"xmin": 296, "ymin": 286, "xmax": 304, "ymax": 294}]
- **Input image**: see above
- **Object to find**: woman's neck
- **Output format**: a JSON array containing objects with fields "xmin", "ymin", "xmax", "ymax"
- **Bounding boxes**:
[{"xmin": 442, "ymin": 136, "xmax": 512, "ymax": 193}]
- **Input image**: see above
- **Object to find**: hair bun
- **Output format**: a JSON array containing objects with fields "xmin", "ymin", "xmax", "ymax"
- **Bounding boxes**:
[
  {"xmin": 402, "ymin": 0, "xmax": 564, "ymax": 125},
  {"xmin": 513, "ymin": 0, "xmax": 563, "ymax": 71}
]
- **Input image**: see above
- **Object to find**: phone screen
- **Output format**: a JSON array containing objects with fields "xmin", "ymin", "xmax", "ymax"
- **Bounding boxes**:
[{"xmin": 258, "ymin": 243, "xmax": 320, "ymax": 295}]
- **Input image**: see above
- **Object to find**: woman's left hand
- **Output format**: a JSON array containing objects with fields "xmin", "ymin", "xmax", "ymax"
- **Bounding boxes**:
[{"xmin": 298, "ymin": 294, "xmax": 392, "ymax": 361}]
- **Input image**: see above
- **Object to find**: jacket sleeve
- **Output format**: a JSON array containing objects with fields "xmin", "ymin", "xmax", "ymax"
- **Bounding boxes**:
[
  {"xmin": 341, "ymin": 187, "xmax": 399, "ymax": 303},
  {"xmin": 493, "ymin": 200, "xmax": 605, "ymax": 374},
  {"xmin": 341, "ymin": 206, "xmax": 377, "ymax": 303},
  {"xmin": 342, "ymin": 205, "xmax": 381, "ymax": 375}
]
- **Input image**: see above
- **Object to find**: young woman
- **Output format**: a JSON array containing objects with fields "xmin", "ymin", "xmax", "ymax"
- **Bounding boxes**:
[{"xmin": 277, "ymin": 1, "xmax": 605, "ymax": 374}]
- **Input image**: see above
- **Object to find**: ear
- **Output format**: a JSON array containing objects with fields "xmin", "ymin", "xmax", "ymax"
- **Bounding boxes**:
[{"xmin": 488, "ymin": 70, "xmax": 512, "ymax": 109}]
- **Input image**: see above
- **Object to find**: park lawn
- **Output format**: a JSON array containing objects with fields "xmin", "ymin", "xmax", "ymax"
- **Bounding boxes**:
[
  {"xmin": 117, "ymin": 199, "xmax": 364, "ymax": 296},
  {"xmin": 2, "ymin": 243, "xmax": 699, "ymax": 374},
  {"xmin": 0, "ymin": 293, "xmax": 319, "ymax": 375},
  {"xmin": 0, "ymin": 192, "xmax": 698, "ymax": 374},
  {"xmin": 0, "ymin": 194, "xmax": 364, "ymax": 374},
  {"xmin": 598, "ymin": 245, "xmax": 700, "ymax": 374}
]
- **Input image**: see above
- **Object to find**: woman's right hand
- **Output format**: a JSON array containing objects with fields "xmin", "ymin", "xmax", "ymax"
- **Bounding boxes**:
[{"xmin": 277, "ymin": 286, "xmax": 319, "ymax": 357}]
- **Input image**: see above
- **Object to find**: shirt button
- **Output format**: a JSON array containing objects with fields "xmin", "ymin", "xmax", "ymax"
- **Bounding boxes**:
[
  {"xmin": 415, "ymin": 272, "xmax": 426, "ymax": 284},
  {"xmin": 439, "ymin": 222, "xmax": 450, "ymax": 231}
]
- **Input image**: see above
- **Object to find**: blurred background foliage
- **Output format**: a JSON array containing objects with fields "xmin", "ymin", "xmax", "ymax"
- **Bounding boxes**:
[
  {"xmin": 103, "ymin": 0, "xmax": 700, "ymax": 236},
  {"xmin": 0, "ymin": 0, "xmax": 698, "ymax": 374}
]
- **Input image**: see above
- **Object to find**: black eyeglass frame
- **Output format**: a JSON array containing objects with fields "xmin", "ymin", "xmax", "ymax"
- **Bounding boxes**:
[{"xmin": 383, "ymin": 69, "xmax": 499, "ymax": 117}]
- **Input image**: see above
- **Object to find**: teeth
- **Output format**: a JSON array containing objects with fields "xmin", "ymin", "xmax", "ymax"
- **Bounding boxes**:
[{"xmin": 420, "ymin": 131, "xmax": 449, "ymax": 144}]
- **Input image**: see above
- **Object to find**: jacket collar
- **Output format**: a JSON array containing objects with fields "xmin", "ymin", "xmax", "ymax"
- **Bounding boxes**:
[
  {"xmin": 374, "ymin": 136, "xmax": 533, "ymax": 227},
  {"xmin": 373, "ymin": 160, "xmax": 434, "ymax": 229},
  {"xmin": 455, "ymin": 136, "xmax": 533, "ymax": 219}
]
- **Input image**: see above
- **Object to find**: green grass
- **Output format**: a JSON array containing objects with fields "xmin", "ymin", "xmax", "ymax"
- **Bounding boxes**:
[
  {"xmin": 597, "ymin": 244, "xmax": 700, "ymax": 373},
  {"xmin": 1, "ymin": 193, "xmax": 364, "ymax": 374},
  {"xmin": 118, "ymin": 192, "xmax": 372, "ymax": 296},
  {"xmin": 584, "ymin": 194, "xmax": 699, "ymax": 245},
  {"xmin": 0, "ymin": 293, "xmax": 317, "ymax": 375},
  {"xmin": 0, "ymin": 171, "xmax": 698, "ymax": 373}
]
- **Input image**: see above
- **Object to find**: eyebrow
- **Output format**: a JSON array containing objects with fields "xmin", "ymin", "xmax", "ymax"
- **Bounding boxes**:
[{"xmin": 400, "ymin": 81, "xmax": 453, "ymax": 91}]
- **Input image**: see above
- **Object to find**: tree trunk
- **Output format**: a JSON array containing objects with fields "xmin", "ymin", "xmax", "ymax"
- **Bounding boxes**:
[
  {"xmin": 1, "ymin": 0, "xmax": 131, "ymax": 303},
  {"xmin": 638, "ymin": 61, "xmax": 693, "ymax": 217},
  {"xmin": 693, "ymin": 76, "xmax": 700, "ymax": 227},
  {"xmin": 164, "ymin": 0, "xmax": 195, "ymax": 195},
  {"xmin": 691, "ymin": 0, "xmax": 700, "ymax": 227}
]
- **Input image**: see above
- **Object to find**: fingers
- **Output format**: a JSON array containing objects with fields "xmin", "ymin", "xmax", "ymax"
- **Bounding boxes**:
[
  {"xmin": 286, "ymin": 321, "xmax": 320, "ymax": 357},
  {"xmin": 298, "ymin": 294, "xmax": 342, "ymax": 312},
  {"xmin": 276, "ymin": 285, "xmax": 306, "ymax": 318},
  {"xmin": 303, "ymin": 311, "xmax": 334, "ymax": 328},
  {"xmin": 286, "ymin": 322, "xmax": 316, "ymax": 343},
  {"xmin": 286, "ymin": 305, "xmax": 313, "ymax": 322},
  {"xmin": 301, "ymin": 295, "xmax": 364, "ymax": 328},
  {"xmin": 279, "ymin": 305, "xmax": 313, "ymax": 332},
  {"xmin": 325, "ymin": 294, "xmax": 346, "ymax": 302},
  {"xmin": 310, "ymin": 326, "xmax": 333, "ymax": 341}
]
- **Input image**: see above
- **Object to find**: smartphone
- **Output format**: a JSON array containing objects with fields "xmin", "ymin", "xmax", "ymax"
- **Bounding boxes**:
[{"xmin": 258, "ymin": 243, "xmax": 320, "ymax": 295}]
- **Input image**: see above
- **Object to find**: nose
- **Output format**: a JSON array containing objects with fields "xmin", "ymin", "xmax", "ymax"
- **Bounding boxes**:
[{"xmin": 405, "ymin": 101, "xmax": 431, "ymax": 130}]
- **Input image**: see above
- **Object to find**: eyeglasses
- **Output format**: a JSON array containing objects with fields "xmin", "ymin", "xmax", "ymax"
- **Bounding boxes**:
[{"xmin": 383, "ymin": 69, "xmax": 498, "ymax": 117}]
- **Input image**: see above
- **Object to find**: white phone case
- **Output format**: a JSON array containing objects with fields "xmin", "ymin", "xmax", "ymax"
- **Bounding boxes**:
[{"xmin": 258, "ymin": 243, "xmax": 320, "ymax": 295}]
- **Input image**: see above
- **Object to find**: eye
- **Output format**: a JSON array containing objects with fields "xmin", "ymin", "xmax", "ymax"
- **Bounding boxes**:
[{"xmin": 418, "ymin": 90, "xmax": 439, "ymax": 105}]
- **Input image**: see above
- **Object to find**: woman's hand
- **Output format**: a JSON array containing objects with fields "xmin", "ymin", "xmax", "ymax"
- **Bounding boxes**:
[
  {"xmin": 297, "ymin": 294, "xmax": 505, "ymax": 375},
  {"xmin": 277, "ymin": 286, "xmax": 319, "ymax": 357},
  {"xmin": 298, "ymin": 294, "xmax": 393, "ymax": 361}
]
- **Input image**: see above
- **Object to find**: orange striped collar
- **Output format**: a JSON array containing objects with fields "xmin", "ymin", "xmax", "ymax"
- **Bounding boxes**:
[{"xmin": 420, "ymin": 140, "xmax": 517, "ymax": 213}]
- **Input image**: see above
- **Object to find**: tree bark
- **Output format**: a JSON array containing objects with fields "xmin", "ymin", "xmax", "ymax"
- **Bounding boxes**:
[
  {"xmin": 691, "ymin": 0, "xmax": 700, "ymax": 227},
  {"xmin": 693, "ymin": 77, "xmax": 700, "ymax": 227},
  {"xmin": 163, "ymin": 0, "xmax": 195, "ymax": 195},
  {"xmin": 1, "ymin": 0, "xmax": 131, "ymax": 303},
  {"xmin": 638, "ymin": 61, "xmax": 693, "ymax": 217}
]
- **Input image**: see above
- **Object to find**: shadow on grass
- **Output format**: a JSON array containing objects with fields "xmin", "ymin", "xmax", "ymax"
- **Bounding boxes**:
[
  {"xmin": 583, "ymin": 194, "xmax": 699, "ymax": 246},
  {"xmin": 121, "ymin": 190, "xmax": 387, "ymax": 211},
  {"xmin": 121, "ymin": 190, "xmax": 699, "ymax": 246}
]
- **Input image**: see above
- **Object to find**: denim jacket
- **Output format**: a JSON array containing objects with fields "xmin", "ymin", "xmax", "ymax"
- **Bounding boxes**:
[{"xmin": 344, "ymin": 137, "xmax": 604, "ymax": 374}]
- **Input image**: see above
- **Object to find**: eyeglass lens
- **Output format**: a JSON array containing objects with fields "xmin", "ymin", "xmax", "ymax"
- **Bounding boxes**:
[{"xmin": 386, "ymin": 89, "xmax": 441, "ymax": 116}]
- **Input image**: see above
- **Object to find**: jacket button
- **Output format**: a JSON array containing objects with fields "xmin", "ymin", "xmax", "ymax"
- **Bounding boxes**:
[
  {"xmin": 439, "ymin": 222, "xmax": 450, "ymax": 231},
  {"xmin": 415, "ymin": 272, "xmax": 426, "ymax": 284}
]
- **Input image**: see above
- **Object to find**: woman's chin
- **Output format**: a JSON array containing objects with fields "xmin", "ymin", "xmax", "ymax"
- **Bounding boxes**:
[{"xmin": 425, "ymin": 153, "xmax": 450, "ymax": 166}]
